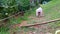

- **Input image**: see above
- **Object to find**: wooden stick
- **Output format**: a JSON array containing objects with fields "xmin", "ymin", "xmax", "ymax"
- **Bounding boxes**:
[{"xmin": 21, "ymin": 18, "xmax": 60, "ymax": 27}]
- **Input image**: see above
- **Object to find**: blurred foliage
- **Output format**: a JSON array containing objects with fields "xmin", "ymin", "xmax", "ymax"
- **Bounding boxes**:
[
  {"xmin": 18, "ymin": 0, "xmax": 30, "ymax": 11},
  {"xmin": 0, "ymin": 0, "xmax": 50, "ymax": 19},
  {"xmin": 0, "ymin": 0, "xmax": 30, "ymax": 19},
  {"xmin": 0, "ymin": 0, "xmax": 18, "ymax": 19}
]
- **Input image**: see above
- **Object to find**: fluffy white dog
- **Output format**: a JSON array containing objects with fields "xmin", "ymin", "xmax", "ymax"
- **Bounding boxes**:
[{"xmin": 36, "ymin": 7, "xmax": 43, "ymax": 17}]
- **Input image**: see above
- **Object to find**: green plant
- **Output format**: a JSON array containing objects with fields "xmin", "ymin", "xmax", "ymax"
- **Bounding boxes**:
[
  {"xmin": 18, "ymin": 0, "xmax": 30, "ymax": 11},
  {"xmin": 0, "ymin": 0, "xmax": 19, "ymax": 19}
]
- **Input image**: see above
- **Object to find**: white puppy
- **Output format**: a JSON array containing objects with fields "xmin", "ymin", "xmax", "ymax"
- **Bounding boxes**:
[{"xmin": 36, "ymin": 7, "xmax": 43, "ymax": 17}]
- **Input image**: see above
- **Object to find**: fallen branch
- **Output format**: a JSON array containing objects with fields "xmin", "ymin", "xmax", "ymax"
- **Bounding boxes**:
[
  {"xmin": 0, "ymin": 12, "xmax": 22, "ymax": 22},
  {"xmin": 21, "ymin": 18, "xmax": 60, "ymax": 27}
]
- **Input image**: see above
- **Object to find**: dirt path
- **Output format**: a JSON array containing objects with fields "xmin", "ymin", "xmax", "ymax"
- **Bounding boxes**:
[
  {"xmin": 20, "ymin": 15, "xmax": 49, "ymax": 26},
  {"xmin": 19, "ymin": 16, "xmax": 45, "ymax": 27}
]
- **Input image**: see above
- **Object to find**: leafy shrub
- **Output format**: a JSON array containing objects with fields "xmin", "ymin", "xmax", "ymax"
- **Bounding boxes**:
[
  {"xmin": 18, "ymin": 0, "xmax": 30, "ymax": 11},
  {"xmin": 0, "ymin": 0, "xmax": 18, "ymax": 19}
]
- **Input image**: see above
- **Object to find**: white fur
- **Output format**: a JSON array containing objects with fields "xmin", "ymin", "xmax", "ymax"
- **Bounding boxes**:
[
  {"xmin": 55, "ymin": 30, "xmax": 60, "ymax": 34},
  {"xmin": 36, "ymin": 7, "xmax": 43, "ymax": 16}
]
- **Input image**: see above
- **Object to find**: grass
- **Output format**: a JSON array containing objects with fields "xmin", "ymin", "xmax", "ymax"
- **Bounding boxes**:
[
  {"xmin": 0, "ymin": 32, "xmax": 10, "ymax": 34},
  {"xmin": 0, "ymin": 7, "xmax": 37, "ymax": 34},
  {"xmin": 26, "ymin": 0, "xmax": 60, "ymax": 33},
  {"xmin": 9, "ymin": 6, "xmax": 37, "ymax": 25},
  {"xmin": 13, "ymin": 0, "xmax": 60, "ymax": 34},
  {"xmin": 27, "ymin": 0, "xmax": 60, "ymax": 24},
  {"xmin": 1, "ymin": 0, "xmax": 60, "ymax": 34},
  {"xmin": 0, "ymin": 26, "xmax": 10, "ymax": 34},
  {"xmin": 0, "ymin": 5, "xmax": 38, "ymax": 34},
  {"xmin": 42, "ymin": 0, "xmax": 60, "ymax": 20}
]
